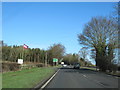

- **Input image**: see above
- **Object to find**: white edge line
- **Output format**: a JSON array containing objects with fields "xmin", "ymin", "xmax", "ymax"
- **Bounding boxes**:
[{"xmin": 41, "ymin": 69, "xmax": 60, "ymax": 89}]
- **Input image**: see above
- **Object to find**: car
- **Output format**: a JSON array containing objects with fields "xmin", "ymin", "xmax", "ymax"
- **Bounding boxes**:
[
  {"xmin": 63, "ymin": 64, "xmax": 67, "ymax": 67},
  {"xmin": 73, "ymin": 63, "xmax": 80, "ymax": 69}
]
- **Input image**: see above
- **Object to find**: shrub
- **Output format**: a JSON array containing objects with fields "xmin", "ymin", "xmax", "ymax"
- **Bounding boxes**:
[
  {"xmin": 36, "ymin": 63, "xmax": 44, "ymax": 67},
  {"xmin": 2, "ymin": 62, "xmax": 20, "ymax": 72}
]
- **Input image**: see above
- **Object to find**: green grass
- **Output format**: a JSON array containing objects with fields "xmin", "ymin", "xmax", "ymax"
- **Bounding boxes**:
[
  {"xmin": 53, "ymin": 65, "xmax": 62, "ymax": 68},
  {"xmin": 81, "ymin": 67, "xmax": 120, "ymax": 76},
  {"xmin": 0, "ymin": 73, "xmax": 2, "ymax": 90},
  {"xmin": 2, "ymin": 67, "xmax": 55, "ymax": 88}
]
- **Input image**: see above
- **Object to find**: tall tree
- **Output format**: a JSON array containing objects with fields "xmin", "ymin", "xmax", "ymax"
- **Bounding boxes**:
[
  {"xmin": 79, "ymin": 47, "xmax": 88, "ymax": 61},
  {"xmin": 63, "ymin": 53, "xmax": 79, "ymax": 65},
  {"xmin": 47, "ymin": 43, "xmax": 65, "ymax": 65},
  {"xmin": 78, "ymin": 16, "xmax": 118, "ymax": 71}
]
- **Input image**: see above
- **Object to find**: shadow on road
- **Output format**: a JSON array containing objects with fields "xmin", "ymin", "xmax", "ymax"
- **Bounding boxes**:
[
  {"xmin": 60, "ymin": 67, "xmax": 98, "ymax": 74},
  {"xmin": 60, "ymin": 67, "xmax": 74, "ymax": 69}
]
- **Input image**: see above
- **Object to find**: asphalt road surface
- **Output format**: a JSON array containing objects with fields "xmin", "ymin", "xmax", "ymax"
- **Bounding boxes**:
[{"xmin": 45, "ymin": 67, "xmax": 119, "ymax": 88}]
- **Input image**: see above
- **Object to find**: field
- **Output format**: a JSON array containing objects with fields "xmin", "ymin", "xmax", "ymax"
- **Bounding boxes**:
[{"xmin": 2, "ymin": 67, "xmax": 55, "ymax": 88}]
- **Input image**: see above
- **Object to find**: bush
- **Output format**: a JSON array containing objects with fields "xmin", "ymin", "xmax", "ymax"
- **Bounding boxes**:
[
  {"xmin": 118, "ymin": 66, "xmax": 120, "ymax": 71},
  {"xmin": 112, "ymin": 64, "xmax": 117, "ymax": 72},
  {"xmin": 21, "ymin": 63, "xmax": 44, "ymax": 69},
  {"xmin": 2, "ymin": 62, "xmax": 20, "ymax": 72},
  {"xmin": 36, "ymin": 63, "xmax": 44, "ymax": 67}
]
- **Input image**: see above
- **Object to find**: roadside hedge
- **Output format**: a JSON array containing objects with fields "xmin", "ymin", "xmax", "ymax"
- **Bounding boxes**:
[{"xmin": 2, "ymin": 62, "xmax": 20, "ymax": 72}]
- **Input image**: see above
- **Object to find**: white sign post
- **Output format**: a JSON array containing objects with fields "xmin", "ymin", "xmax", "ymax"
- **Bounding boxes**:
[{"xmin": 18, "ymin": 59, "xmax": 23, "ymax": 64}]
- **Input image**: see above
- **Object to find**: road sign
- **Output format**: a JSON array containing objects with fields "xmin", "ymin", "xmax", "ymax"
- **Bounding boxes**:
[
  {"xmin": 18, "ymin": 59, "xmax": 23, "ymax": 64},
  {"xmin": 53, "ymin": 58, "xmax": 58, "ymax": 62}
]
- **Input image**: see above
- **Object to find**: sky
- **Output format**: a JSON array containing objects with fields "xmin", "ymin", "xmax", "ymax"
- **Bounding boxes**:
[{"xmin": 2, "ymin": 2, "xmax": 116, "ymax": 64}]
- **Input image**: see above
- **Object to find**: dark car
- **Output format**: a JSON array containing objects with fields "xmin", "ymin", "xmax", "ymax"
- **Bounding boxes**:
[{"xmin": 73, "ymin": 63, "xmax": 80, "ymax": 69}]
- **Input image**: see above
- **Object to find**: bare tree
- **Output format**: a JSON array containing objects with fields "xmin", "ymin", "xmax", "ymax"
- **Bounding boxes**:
[
  {"xmin": 78, "ymin": 16, "xmax": 118, "ymax": 72},
  {"xmin": 47, "ymin": 43, "xmax": 65, "ymax": 65},
  {"xmin": 79, "ymin": 47, "xmax": 88, "ymax": 61},
  {"xmin": 63, "ymin": 53, "xmax": 78, "ymax": 65},
  {"xmin": 112, "ymin": 2, "xmax": 120, "ymax": 21}
]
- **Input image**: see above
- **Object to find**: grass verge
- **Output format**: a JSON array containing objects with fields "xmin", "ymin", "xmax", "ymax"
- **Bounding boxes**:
[
  {"xmin": 81, "ymin": 67, "xmax": 120, "ymax": 76},
  {"xmin": 2, "ymin": 67, "xmax": 55, "ymax": 88}
]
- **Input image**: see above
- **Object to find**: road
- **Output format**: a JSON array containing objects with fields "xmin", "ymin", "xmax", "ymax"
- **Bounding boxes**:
[{"xmin": 45, "ymin": 67, "xmax": 119, "ymax": 88}]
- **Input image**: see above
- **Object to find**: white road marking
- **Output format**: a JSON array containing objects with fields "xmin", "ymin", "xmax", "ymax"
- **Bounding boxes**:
[
  {"xmin": 81, "ymin": 74, "xmax": 106, "ymax": 87},
  {"xmin": 83, "ymin": 75, "xmax": 87, "ymax": 77},
  {"xmin": 40, "ymin": 69, "xmax": 60, "ymax": 89},
  {"xmin": 81, "ymin": 74, "xmax": 87, "ymax": 77}
]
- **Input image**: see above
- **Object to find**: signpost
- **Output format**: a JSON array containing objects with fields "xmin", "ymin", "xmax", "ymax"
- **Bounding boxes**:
[
  {"xmin": 18, "ymin": 59, "xmax": 23, "ymax": 64},
  {"xmin": 53, "ymin": 58, "xmax": 58, "ymax": 62},
  {"xmin": 53, "ymin": 58, "xmax": 58, "ymax": 66}
]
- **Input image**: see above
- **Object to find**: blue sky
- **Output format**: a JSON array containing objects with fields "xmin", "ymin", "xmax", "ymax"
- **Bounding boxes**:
[{"xmin": 2, "ymin": 2, "xmax": 116, "ymax": 56}]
